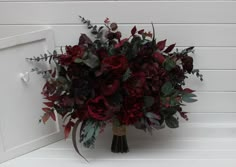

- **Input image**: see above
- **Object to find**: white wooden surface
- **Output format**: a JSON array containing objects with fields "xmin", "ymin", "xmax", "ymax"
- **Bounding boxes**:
[{"xmin": 0, "ymin": 0, "xmax": 235, "ymax": 166}]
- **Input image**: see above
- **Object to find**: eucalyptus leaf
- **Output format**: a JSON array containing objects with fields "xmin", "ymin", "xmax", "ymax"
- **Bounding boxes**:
[
  {"xmin": 182, "ymin": 96, "xmax": 198, "ymax": 103},
  {"xmin": 145, "ymin": 112, "xmax": 160, "ymax": 120},
  {"xmin": 74, "ymin": 58, "xmax": 83, "ymax": 64},
  {"xmin": 161, "ymin": 82, "xmax": 174, "ymax": 96},
  {"xmin": 83, "ymin": 53, "xmax": 100, "ymax": 68},
  {"xmin": 149, "ymin": 118, "xmax": 161, "ymax": 127},
  {"xmin": 122, "ymin": 68, "xmax": 131, "ymax": 81},
  {"xmin": 83, "ymin": 127, "xmax": 95, "ymax": 143}
]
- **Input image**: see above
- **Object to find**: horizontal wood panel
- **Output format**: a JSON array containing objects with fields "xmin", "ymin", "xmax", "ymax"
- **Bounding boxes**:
[
  {"xmin": 183, "ymin": 92, "xmax": 236, "ymax": 113},
  {"xmin": 0, "ymin": 2, "xmax": 236, "ymax": 24},
  {"xmin": 184, "ymin": 70, "xmax": 236, "ymax": 91},
  {"xmin": 51, "ymin": 25, "xmax": 236, "ymax": 47},
  {"xmin": 189, "ymin": 47, "xmax": 236, "ymax": 70},
  {"xmin": 3, "ymin": 25, "xmax": 236, "ymax": 47}
]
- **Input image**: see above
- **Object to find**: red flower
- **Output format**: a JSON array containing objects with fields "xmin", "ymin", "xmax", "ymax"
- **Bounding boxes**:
[
  {"xmin": 87, "ymin": 96, "xmax": 112, "ymax": 121},
  {"xmin": 96, "ymin": 48, "xmax": 109, "ymax": 60},
  {"xmin": 142, "ymin": 62, "xmax": 159, "ymax": 79},
  {"xmin": 124, "ymin": 72, "xmax": 146, "ymax": 97},
  {"xmin": 101, "ymin": 79, "xmax": 120, "ymax": 96},
  {"xmin": 59, "ymin": 45, "xmax": 85, "ymax": 66},
  {"xmin": 66, "ymin": 45, "xmax": 84, "ymax": 60},
  {"xmin": 59, "ymin": 54, "xmax": 72, "ymax": 66},
  {"xmin": 120, "ymin": 98, "xmax": 144, "ymax": 125},
  {"xmin": 102, "ymin": 55, "xmax": 128, "ymax": 76}
]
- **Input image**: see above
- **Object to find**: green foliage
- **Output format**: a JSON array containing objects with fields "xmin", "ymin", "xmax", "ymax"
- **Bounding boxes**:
[
  {"xmin": 161, "ymin": 82, "xmax": 175, "ymax": 96},
  {"xmin": 122, "ymin": 68, "xmax": 131, "ymax": 81},
  {"xmin": 143, "ymin": 96, "xmax": 155, "ymax": 108},
  {"xmin": 165, "ymin": 116, "xmax": 179, "ymax": 128},
  {"xmin": 80, "ymin": 120, "xmax": 101, "ymax": 148},
  {"xmin": 163, "ymin": 58, "xmax": 176, "ymax": 71}
]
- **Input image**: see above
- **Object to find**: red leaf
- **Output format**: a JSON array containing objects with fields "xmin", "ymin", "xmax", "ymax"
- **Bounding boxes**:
[
  {"xmin": 49, "ymin": 112, "xmax": 56, "ymax": 121},
  {"xmin": 138, "ymin": 29, "xmax": 144, "ymax": 34},
  {"xmin": 42, "ymin": 107, "xmax": 51, "ymax": 113},
  {"xmin": 44, "ymin": 95, "xmax": 60, "ymax": 101},
  {"xmin": 42, "ymin": 82, "xmax": 49, "ymax": 91},
  {"xmin": 183, "ymin": 88, "xmax": 195, "ymax": 93},
  {"xmin": 114, "ymin": 38, "xmax": 129, "ymax": 48},
  {"xmin": 64, "ymin": 121, "xmax": 75, "ymax": 139},
  {"xmin": 156, "ymin": 39, "xmax": 166, "ymax": 51},
  {"xmin": 131, "ymin": 26, "xmax": 137, "ymax": 36},
  {"xmin": 42, "ymin": 113, "xmax": 50, "ymax": 124},
  {"xmin": 153, "ymin": 52, "xmax": 165, "ymax": 64},
  {"xmin": 178, "ymin": 111, "xmax": 189, "ymax": 121},
  {"xmin": 164, "ymin": 43, "xmax": 176, "ymax": 53},
  {"xmin": 43, "ymin": 102, "xmax": 54, "ymax": 107}
]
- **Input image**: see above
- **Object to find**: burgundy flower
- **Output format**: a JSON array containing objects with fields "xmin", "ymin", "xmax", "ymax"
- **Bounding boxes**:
[
  {"xmin": 102, "ymin": 55, "xmax": 128, "ymax": 76},
  {"xmin": 120, "ymin": 98, "xmax": 144, "ymax": 125},
  {"xmin": 142, "ymin": 62, "xmax": 159, "ymax": 79},
  {"xmin": 66, "ymin": 45, "xmax": 85, "ymax": 59},
  {"xmin": 101, "ymin": 79, "xmax": 120, "ymax": 96},
  {"xmin": 87, "ymin": 96, "xmax": 112, "ymax": 121},
  {"xmin": 124, "ymin": 72, "xmax": 146, "ymax": 97},
  {"xmin": 59, "ymin": 54, "xmax": 72, "ymax": 66},
  {"xmin": 182, "ymin": 56, "xmax": 193, "ymax": 73},
  {"xmin": 96, "ymin": 48, "xmax": 109, "ymax": 60}
]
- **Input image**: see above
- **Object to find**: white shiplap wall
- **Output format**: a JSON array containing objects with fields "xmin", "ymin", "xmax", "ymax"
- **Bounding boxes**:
[{"xmin": 0, "ymin": 1, "xmax": 236, "ymax": 166}]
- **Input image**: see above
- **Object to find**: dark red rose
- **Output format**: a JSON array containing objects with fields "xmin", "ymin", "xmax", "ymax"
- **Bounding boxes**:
[
  {"xmin": 102, "ymin": 55, "xmax": 128, "ymax": 76},
  {"xmin": 87, "ymin": 96, "xmax": 112, "ymax": 121},
  {"xmin": 142, "ymin": 62, "xmax": 159, "ymax": 79},
  {"xmin": 101, "ymin": 79, "xmax": 120, "ymax": 96},
  {"xmin": 96, "ymin": 48, "xmax": 108, "ymax": 60},
  {"xmin": 153, "ymin": 52, "xmax": 165, "ymax": 64},
  {"xmin": 66, "ymin": 45, "xmax": 84, "ymax": 60},
  {"xmin": 182, "ymin": 56, "xmax": 193, "ymax": 73},
  {"xmin": 124, "ymin": 72, "xmax": 146, "ymax": 97},
  {"xmin": 120, "ymin": 98, "xmax": 144, "ymax": 125}
]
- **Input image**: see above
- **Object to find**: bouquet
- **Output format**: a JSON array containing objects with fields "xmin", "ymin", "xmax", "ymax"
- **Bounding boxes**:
[{"xmin": 27, "ymin": 16, "xmax": 202, "ymax": 159}]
